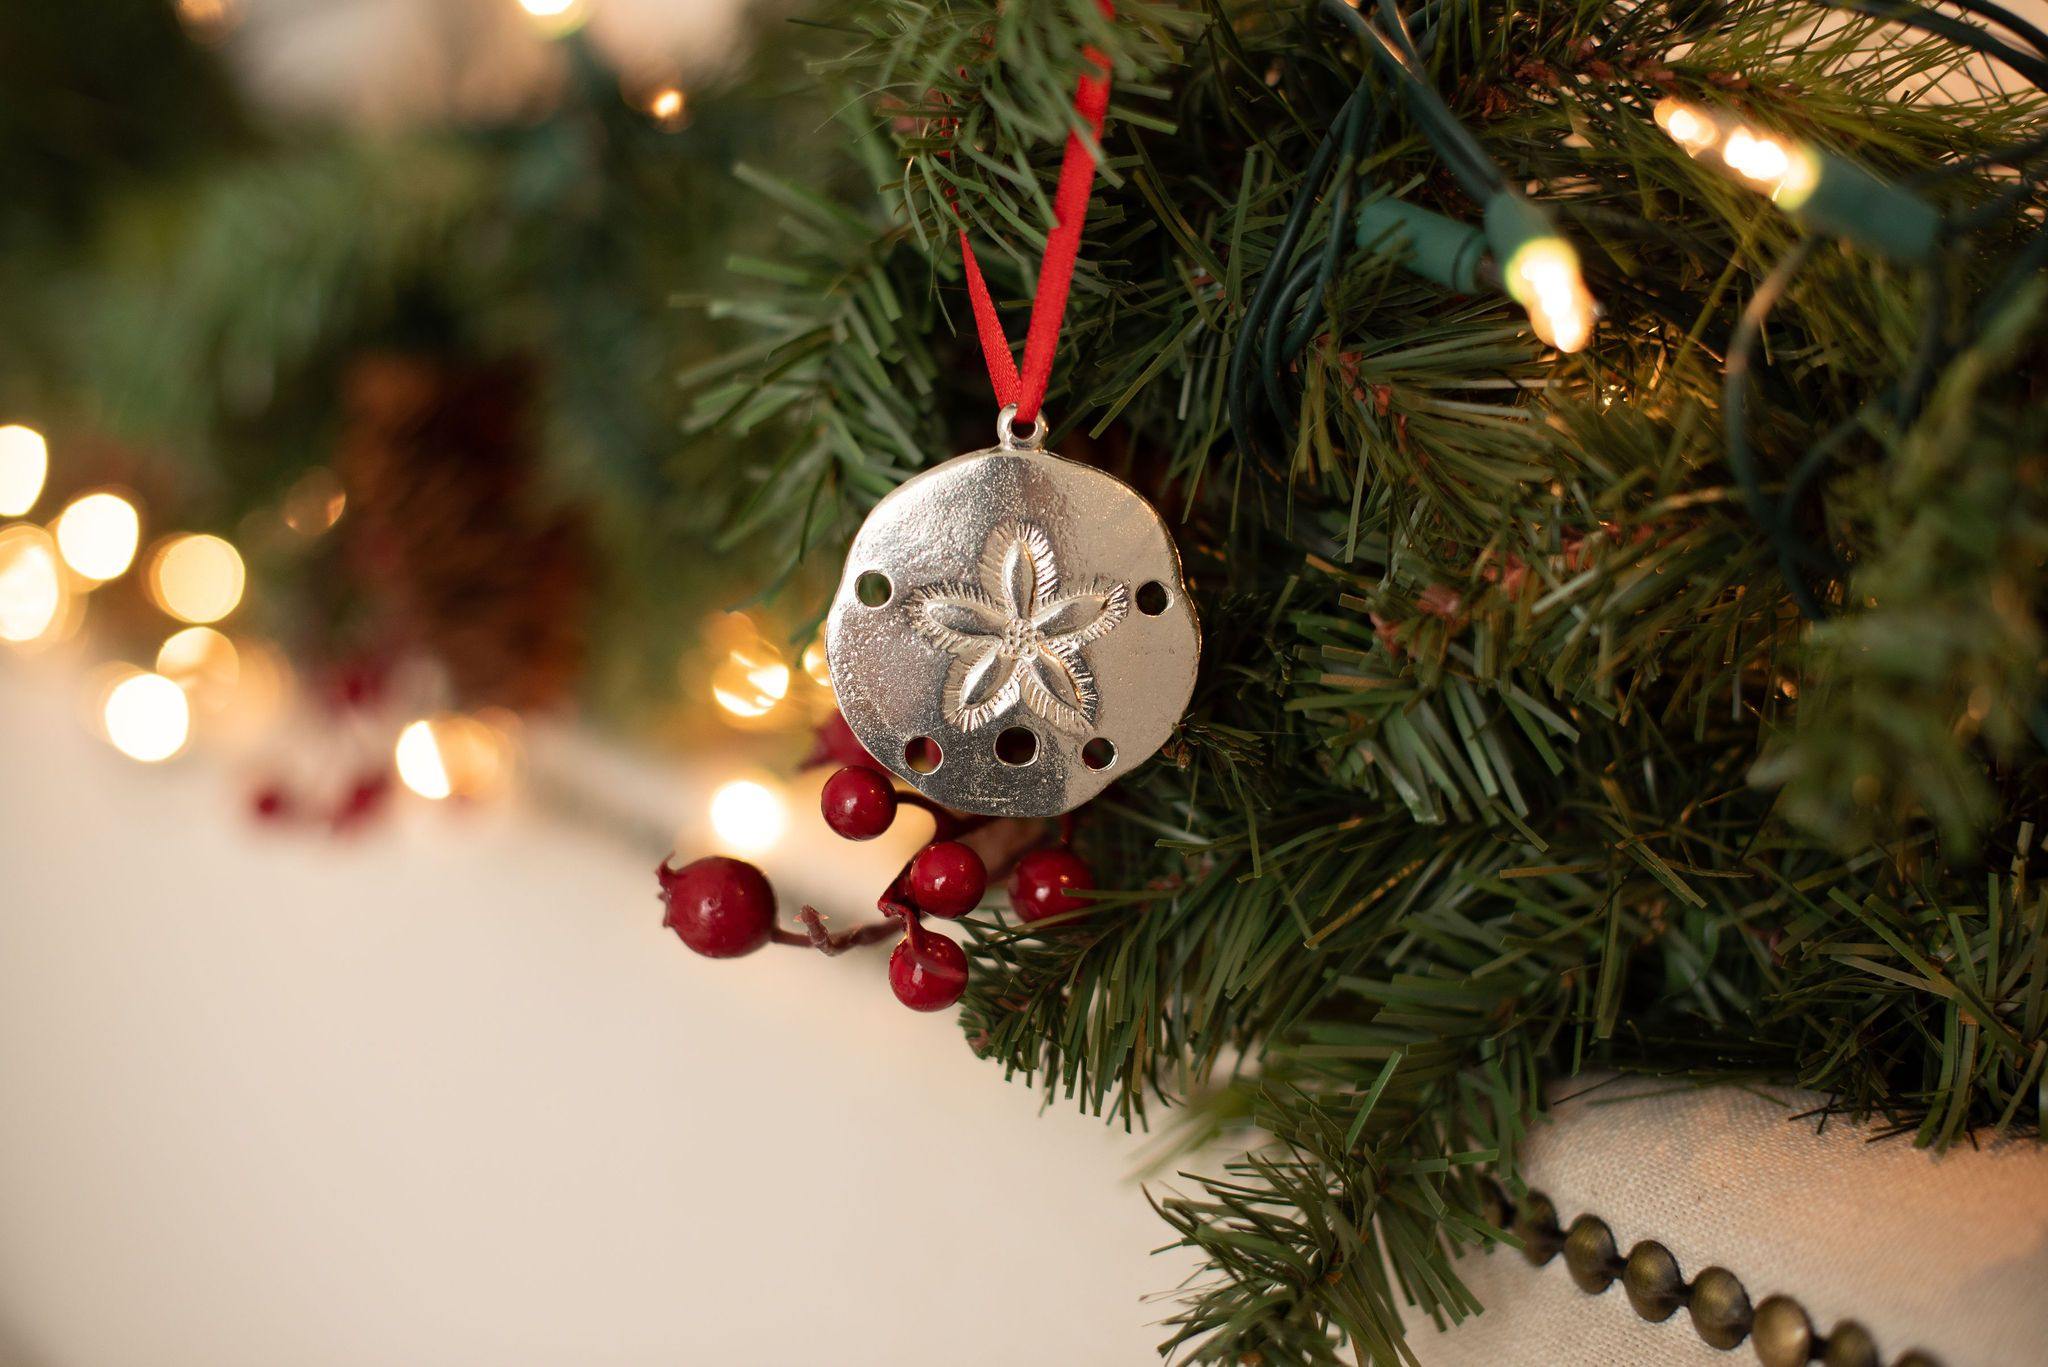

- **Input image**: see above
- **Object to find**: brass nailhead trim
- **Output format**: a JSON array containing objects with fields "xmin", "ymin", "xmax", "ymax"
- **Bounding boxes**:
[
  {"xmin": 1489, "ymin": 1183, "xmax": 1942, "ymax": 1367},
  {"xmin": 1562, "ymin": 1215, "xmax": 1619, "ymax": 1295},
  {"xmin": 1690, "ymin": 1266, "xmax": 1754, "ymax": 1350}
]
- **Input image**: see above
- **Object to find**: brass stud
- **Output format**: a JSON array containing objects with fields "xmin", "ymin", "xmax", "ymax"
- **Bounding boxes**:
[
  {"xmin": 1514, "ymin": 1191, "xmax": 1564, "ymax": 1266},
  {"xmin": 1622, "ymin": 1240, "xmax": 1686, "ymax": 1322},
  {"xmin": 1752, "ymin": 1295, "xmax": 1815, "ymax": 1367},
  {"xmin": 1688, "ymin": 1266, "xmax": 1753, "ymax": 1350},
  {"xmin": 1508, "ymin": 1198, "xmax": 1931, "ymax": 1367},
  {"xmin": 1822, "ymin": 1322, "xmax": 1880, "ymax": 1367},
  {"xmin": 1478, "ymin": 1180, "xmax": 1514, "ymax": 1233},
  {"xmin": 1562, "ymin": 1214, "xmax": 1619, "ymax": 1293}
]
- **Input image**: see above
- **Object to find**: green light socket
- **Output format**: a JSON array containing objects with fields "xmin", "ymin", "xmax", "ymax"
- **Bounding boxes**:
[
  {"xmin": 1356, "ymin": 198, "xmax": 1487, "ymax": 293},
  {"xmin": 1795, "ymin": 152, "xmax": 1940, "ymax": 264},
  {"xmin": 1480, "ymin": 192, "xmax": 1558, "ymax": 271}
]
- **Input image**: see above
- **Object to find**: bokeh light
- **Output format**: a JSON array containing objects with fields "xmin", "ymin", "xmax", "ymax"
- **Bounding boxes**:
[
  {"xmin": 103, "ymin": 672, "xmax": 192, "ymax": 763},
  {"xmin": 710, "ymin": 778, "xmax": 785, "ymax": 854},
  {"xmin": 801, "ymin": 637, "xmax": 832, "ymax": 689},
  {"xmin": 395, "ymin": 715, "xmax": 515, "ymax": 802},
  {"xmin": 175, "ymin": 0, "xmax": 243, "ymax": 44},
  {"xmin": 515, "ymin": 0, "xmax": 587, "ymax": 35},
  {"xmin": 0, "ymin": 524, "xmax": 66, "ymax": 644},
  {"xmin": 395, "ymin": 721, "xmax": 452, "ymax": 800},
  {"xmin": 646, "ymin": 86, "xmax": 688, "ymax": 131},
  {"xmin": 710, "ymin": 631, "xmax": 791, "ymax": 722},
  {"xmin": 0, "ymin": 424, "xmax": 49, "ymax": 517},
  {"xmin": 54, "ymin": 491, "xmax": 140, "ymax": 583},
  {"xmin": 281, "ymin": 467, "xmax": 346, "ymax": 536},
  {"xmin": 157, "ymin": 626, "xmax": 241, "ymax": 711},
  {"xmin": 147, "ymin": 533, "xmax": 246, "ymax": 623}
]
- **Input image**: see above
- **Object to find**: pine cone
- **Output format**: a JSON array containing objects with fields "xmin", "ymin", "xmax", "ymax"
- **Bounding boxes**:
[{"xmin": 336, "ymin": 353, "xmax": 593, "ymax": 713}]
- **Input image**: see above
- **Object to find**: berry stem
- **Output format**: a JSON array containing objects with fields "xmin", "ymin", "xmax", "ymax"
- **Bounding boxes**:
[
  {"xmin": 782, "ymin": 907, "xmax": 903, "ymax": 955},
  {"xmin": 895, "ymin": 792, "xmax": 991, "ymax": 843},
  {"xmin": 770, "ymin": 799, "xmax": 999, "ymax": 957}
]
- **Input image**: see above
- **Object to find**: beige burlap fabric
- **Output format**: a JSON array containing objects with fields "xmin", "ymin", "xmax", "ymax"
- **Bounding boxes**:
[{"xmin": 1407, "ymin": 1083, "xmax": 2048, "ymax": 1365}]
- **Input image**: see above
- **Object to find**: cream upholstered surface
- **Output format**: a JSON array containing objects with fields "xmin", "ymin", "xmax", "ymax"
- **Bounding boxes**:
[
  {"xmin": 1408, "ymin": 1083, "xmax": 2048, "ymax": 1366},
  {"xmin": 0, "ymin": 666, "xmax": 1194, "ymax": 1366}
]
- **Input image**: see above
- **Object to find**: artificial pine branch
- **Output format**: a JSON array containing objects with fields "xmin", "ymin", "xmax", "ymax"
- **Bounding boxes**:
[{"xmin": 696, "ymin": 0, "xmax": 2047, "ymax": 1358}]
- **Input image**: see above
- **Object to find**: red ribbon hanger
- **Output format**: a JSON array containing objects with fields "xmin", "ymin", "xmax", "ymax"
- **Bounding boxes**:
[{"xmin": 953, "ymin": 3, "xmax": 1116, "ymax": 429}]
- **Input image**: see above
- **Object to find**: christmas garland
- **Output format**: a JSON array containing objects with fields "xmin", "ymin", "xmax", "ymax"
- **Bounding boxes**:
[{"xmin": 671, "ymin": 0, "xmax": 2048, "ymax": 1360}]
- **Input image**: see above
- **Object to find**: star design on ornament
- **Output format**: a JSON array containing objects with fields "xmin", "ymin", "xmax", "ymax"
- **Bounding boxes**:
[{"xmin": 909, "ymin": 520, "xmax": 1128, "ymax": 734}]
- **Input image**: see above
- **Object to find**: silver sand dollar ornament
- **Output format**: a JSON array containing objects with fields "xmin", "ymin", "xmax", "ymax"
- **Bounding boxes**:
[{"xmin": 825, "ymin": 407, "xmax": 1200, "ymax": 818}]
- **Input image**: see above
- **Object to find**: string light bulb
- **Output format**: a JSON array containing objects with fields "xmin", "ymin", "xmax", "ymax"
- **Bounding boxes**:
[
  {"xmin": 1484, "ymin": 195, "xmax": 1598, "ymax": 354},
  {"xmin": 1500, "ymin": 236, "xmax": 1598, "ymax": 354},
  {"xmin": 1651, "ymin": 97, "xmax": 1936, "ymax": 262},
  {"xmin": 1719, "ymin": 127, "xmax": 1821, "ymax": 206},
  {"xmin": 0, "ymin": 424, "xmax": 48, "ymax": 516},
  {"xmin": 1652, "ymin": 98, "xmax": 1720, "ymax": 156},
  {"xmin": 102, "ymin": 671, "xmax": 192, "ymax": 763},
  {"xmin": 646, "ymin": 86, "xmax": 689, "ymax": 132},
  {"xmin": 0, "ymin": 524, "xmax": 65, "ymax": 644},
  {"xmin": 53, "ymin": 491, "xmax": 140, "ymax": 583}
]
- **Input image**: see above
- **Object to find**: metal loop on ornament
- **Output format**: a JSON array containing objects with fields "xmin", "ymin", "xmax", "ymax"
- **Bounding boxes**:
[{"xmin": 996, "ymin": 403, "xmax": 1047, "ymax": 451}]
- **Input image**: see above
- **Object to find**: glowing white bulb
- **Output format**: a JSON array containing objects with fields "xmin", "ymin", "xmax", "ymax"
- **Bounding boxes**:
[
  {"xmin": 0, "ymin": 524, "xmax": 64, "ymax": 644},
  {"xmin": 0, "ymin": 425, "xmax": 49, "ymax": 517},
  {"xmin": 1721, "ymin": 129, "xmax": 1819, "ymax": 205},
  {"xmin": 104, "ymin": 672, "xmax": 191, "ymax": 763},
  {"xmin": 1504, "ymin": 237, "xmax": 1597, "ymax": 354},
  {"xmin": 647, "ymin": 86, "xmax": 688, "ymax": 131},
  {"xmin": 1655, "ymin": 100, "xmax": 1822, "ymax": 208},
  {"xmin": 1722, "ymin": 129, "xmax": 1790, "ymax": 183},
  {"xmin": 54, "ymin": 492, "xmax": 140, "ymax": 582},
  {"xmin": 395, "ymin": 720, "xmax": 454, "ymax": 800},
  {"xmin": 1654, "ymin": 99, "xmax": 1721, "ymax": 156},
  {"xmin": 710, "ymin": 779, "xmax": 786, "ymax": 854}
]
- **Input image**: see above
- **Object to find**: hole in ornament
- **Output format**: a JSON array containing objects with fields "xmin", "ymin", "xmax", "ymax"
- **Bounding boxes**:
[
  {"xmin": 1082, "ymin": 737, "xmax": 1117, "ymax": 770},
  {"xmin": 1136, "ymin": 581, "xmax": 1170, "ymax": 615},
  {"xmin": 994, "ymin": 726, "xmax": 1038, "ymax": 767},
  {"xmin": 904, "ymin": 735, "xmax": 942, "ymax": 773},
  {"xmin": 856, "ymin": 571, "xmax": 892, "ymax": 607}
]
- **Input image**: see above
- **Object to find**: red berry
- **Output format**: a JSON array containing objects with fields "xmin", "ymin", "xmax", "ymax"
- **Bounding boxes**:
[
  {"xmin": 820, "ymin": 766, "xmax": 896, "ymax": 840},
  {"xmin": 251, "ymin": 785, "xmax": 290, "ymax": 821},
  {"xmin": 1008, "ymin": 847, "xmax": 1095, "ymax": 923},
  {"xmin": 888, "ymin": 931, "xmax": 968, "ymax": 1011},
  {"xmin": 658, "ymin": 856, "xmax": 775, "ymax": 958},
  {"xmin": 907, "ymin": 840, "xmax": 987, "ymax": 918},
  {"xmin": 331, "ymin": 772, "xmax": 392, "ymax": 831}
]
